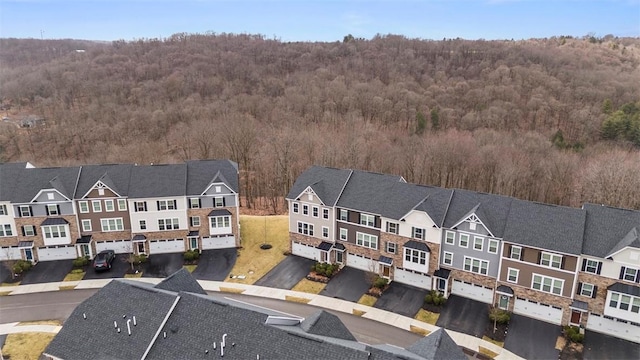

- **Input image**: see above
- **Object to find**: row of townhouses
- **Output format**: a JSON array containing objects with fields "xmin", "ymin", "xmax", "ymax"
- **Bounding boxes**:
[
  {"xmin": 0, "ymin": 160, "xmax": 240, "ymax": 262},
  {"xmin": 286, "ymin": 166, "xmax": 640, "ymax": 343}
]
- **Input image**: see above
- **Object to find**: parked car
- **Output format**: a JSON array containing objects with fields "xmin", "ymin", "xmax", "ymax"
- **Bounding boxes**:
[{"xmin": 93, "ymin": 250, "xmax": 115, "ymax": 271}]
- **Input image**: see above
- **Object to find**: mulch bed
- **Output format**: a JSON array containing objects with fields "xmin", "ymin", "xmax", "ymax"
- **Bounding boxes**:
[
  {"xmin": 422, "ymin": 302, "xmax": 444, "ymax": 313},
  {"xmin": 484, "ymin": 322, "xmax": 509, "ymax": 342},
  {"xmin": 559, "ymin": 341, "xmax": 583, "ymax": 360},
  {"xmin": 367, "ymin": 285, "xmax": 389, "ymax": 297},
  {"xmin": 306, "ymin": 271, "xmax": 332, "ymax": 283}
]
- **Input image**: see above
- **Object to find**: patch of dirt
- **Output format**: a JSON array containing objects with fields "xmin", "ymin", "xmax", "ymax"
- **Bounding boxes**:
[
  {"xmin": 484, "ymin": 321, "xmax": 509, "ymax": 342},
  {"xmin": 367, "ymin": 284, "xmax": 389, "ymax": 297},
  {"xmin": 560, "ymin": 341, "xmax": 584, "ymax": 360},
  {"xmin": 421, "ymin": 302, "xmax": 444, "ymax": 313},
  {"xmin": 306, "ymin": 271, "xmax": 331, "ymax": 283}
]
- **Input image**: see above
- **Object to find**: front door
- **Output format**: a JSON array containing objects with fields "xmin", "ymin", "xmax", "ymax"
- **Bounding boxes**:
[
  {"xmin": 24, "ymin": 248, "xmax": 33, "ymax": 262},
  {"xmin": 499, "ymin": 295, "xmax": 510, "ymax": 310},
  {"xmin": 80, "ymin": 244, "xmax": 90, "ymax": 258},
  {"xmin": 437, "ymin": 278, "xmax": 447, "ymax": 292},
  {"xmin": 137, "ymin": 242, "xmax": 146, "ymax": 254},
  {"xmin": 320, "ymin": 251, "xmax": 328, "ymax": 263},
  {"xmin": 382, "ymin": 265, "xmax": 390, "ymax": 279},
  {"xmin": 570, "ymin": 310, "xmax": 582, "ymax": 325},
  {"xmin": 335, "ymin": 251, "xmax": 343, "ymax": 264},
  {"xmin": 189, "ymin": 237, "xmax": 198, "ymax": 250}
]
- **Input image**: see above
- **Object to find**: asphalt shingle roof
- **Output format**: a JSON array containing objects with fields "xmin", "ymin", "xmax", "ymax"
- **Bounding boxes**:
[
  {"xmin": 582, "ymin": 203, "xmax": 640, "ymax": 258},
  {"xmin": 0, "ymin": 166, "xmax": 81, "ymax": 202},
  {"xmin": 608, "ymin": 282, "xmax": 640, "ymax": 297},
  {"xmin": 154, "ymin": 268, "xmax": 206, "ymax": 295},
  {"xmin": 186, "ymin": 159, "xmax": 239, "ymax": 194},
  {"xmin": 286, "ymin": 166, "xmax": 352, "ymax": 206},
  {"xmin": 406, "ymin": 328, "xmax": 467, "ymax": 360},
  {"xmin": 442, "ymin": 189, "xmax": 513, "ymax": 238},
  {"xmin": 128, "ymin": 163, "xmax": 188, "ymax": 198},
  {"xmin": 74, "ymin": 164, "xmax": 133, "ymax": 198},
  {"xmin": 300, "ymin": 310, "xmax": 357, "ymax": 341}
]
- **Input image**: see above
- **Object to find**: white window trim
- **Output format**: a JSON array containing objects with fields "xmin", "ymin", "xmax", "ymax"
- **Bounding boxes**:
[
  {"xmin": 488, "ymin": 239, "xmax": 499, "ymax": 254},
  {"xmin": 159, "ymin": 218, "xmax": 180, "ymax": 231},
  {"xmin": 405, "ymin": 248, "xmax": 427, "ymax": 265},
  {"xmin": 322, "ymin": 208, "xmax": 329, "ymax": 220},
  {"xmin": 81, "ymin": 219, "xmax": 92, "ymax": 232},
  {"xmin": 623, "ymin": 267, "xmax": 638, "ymax": 282},
  {"xmin": 157, "ymin": 200, "xmax": 177, "ymax": 211},
  {"xmin": 0, "ymin": 204, "xmax": 7, "ymax": 215},
  {"xmin": 387, "ymin": 222, "xmax": 399, "ymax": 234},
  {"xmin": 92, "ymin": 200, "xmax": 102, "ymax": 212},
  {"xmin": 23, "ymin": 225, "xmax": 35, "ymax": 236},
  {"xmin": 210, "ymin": 216, "xmax": 230, "ymax": 229},
  {"xmin": 297, "ymin": 221, "xmax": 314, "ymax": 236},
  {"xmin": 104, "ymin": 199, "xmax": 115, "ymax": 212},
  {"xmin": 292, "ymin": 202, "xmax": 299, "ymax": 214},
  {"xmin": 386, "ymin": 241, "xmax": 397, "ymax": 254},
  {"xmin": 540, "ymin": 252, "xmax": 562, "ymax": 269},
  {"xmin": 214, "ymin": 197, "xmax": 225, "ymax": 207},
  {"xmin": 0, "ymin": 224, "xmax": 13, "ymax": 237},
  {"xmin": 322, "ymin": 226, "xmax": 329, "ymax": 238},
  {"xmin": 463, "ymin": 256, "xmax": 489, "ymax": 275},
  {"xmin": 100, "ymin": 218, "xmax": 124, "ymax": 232},
  {"xmin": 19, "ymin": 205, "xmax": 32, "ymax": 217},
  {"xmin": 312, "ymin": 206, "xmax": 319, "ymax": 218},
  {"xmin": 42, "ymin": 225, "xmax": 68, "ymax": 239},
  {"xmin": 584, "ymin": 259, "xmax": 600, "ymax": 274},
  {"xmin": 531, "ymin": 273, "xmax": 564, "ymax": 296},
  {"xmin": 47, "ymin": 204, "xmax": 59, "ymax": 215},
  {"xmin": 510, "ymin": 245, "xmax": 522, "ymax": 260},
  {"xmin": 339, "ymin": 228, "xmax": 348, "ymax": 241},
  {"xmin": 191, "ymin": 216, "xmax": 201, "ymax": 227},
  {"xmin": 459, "ymin": 233, "xmax": 469, "ymax": 248},
  {"xmin": 117, "ymin": 199, "xmax": 127, "ymax": 211},
  {"xmin": 608, "ymin": 292, "xmax": 639, "ymax": 314},
  {"xmin": 473, "ymin": 236, "xmax": 484, "ymax": 251},
  {"xmin": 339, "ymin": 209, "xmax": 348, "ymax": 221},
  {"xmin": 445, "ymin": 231, "xmax": 455, "ymax": 245},
  {"xmin": 356, "ymin": 232, "xmax": 378, "ymax": 250},
  {"xmin": 580, "ymin": 283, "xmax": 595, "ymax": 297},
  {"xmin": 79, "ymin": 201, "xmax": 89, "ymax": 213},
  {"xmin": 189, "ymin": 198, "xmax": 201, "ymax": 209},
  {"xmin": 302, "ymin": 204, "xmax": 309, "ymax": 216},
  {"xmin": 443, "ymin": 251, "xmax": 453, "ymax": 266},
  {"xmin": 139, "ymin": 220, "xmax": 147, "ymax": 230},
  {"xmin": 507, "ymin": 267, "xmax": 519, "ymax": 283},
  {"xmin": 412, "ymin": 227, "xmax": 424, "ymax": 240},
  {"xmin": 360, "ymin": 214, "xmax": 375, "ymax": 227}
]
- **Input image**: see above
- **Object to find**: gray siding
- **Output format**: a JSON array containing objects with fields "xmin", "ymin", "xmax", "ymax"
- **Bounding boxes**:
[
  {"xmin": 440, "ymin": 228, "xmax": 501, "ymax": 278},
  {"xmin": 203, "ymin": 184, "xmax": 235, "ymax": 196},
  {"xmin": 34, "ymin": 190, "xmax": 69, "ymax": 203},
  {"xmin": 193, "ymin": 195, "xmax": 237, "ymax": 208},
  {"xmin": 14, "ymin": 202, "xmax": 75, "ymax": 217}
]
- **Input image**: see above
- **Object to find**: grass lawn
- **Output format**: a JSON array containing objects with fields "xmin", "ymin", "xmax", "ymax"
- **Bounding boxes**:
[
  {"xmin": 183, "ymin": 265, "xmax": 197, "ymax": 273},
  {"xmin": 482, "ymin": 335, "xmax": 505, "ymax": 348},
  {"xmin": 291, "ymin": 278, "xmax": 326, "ymax": 294},
  {"xmin": 18, "ymin": 320, "xmax": 61, "ymax": 326},
  {"xmin": 226, "ymin": 215, "xmax": 289, "ymax": 284},
  {"xmin": 219, "ymin": 287, "xmax": 245, "ymax": 294},
  {"xmin": 357, "ymin": 294, "xmax": 378, "ymax": 307},
  {"xmin": 479, "ymin": 346, "xmax": 499, "ymax": 359},
  {"xmin": 1, "ymin": 281, "xmax": 19, "ymax": 286},
  {"xmin": 352, "ymin": 309, "xmax": 366, "ymax": 317},
  {"xmin": 409, "ymin": 325, "xmax": 431, "ymax": 336},
  {"xmin": 124, "ymin": 272, "xmax": 143, "ymax": 278},
  {"xmin": 1, "ymin": 332, "xmax": 56, "ymax": 360},
  {"xmin": 63, "ymin": 269, "xmax": 85, "ymax": 281},
  {"xmin": 285, "ymin": 295, "xmax": 311, "ymax": 304},
  {"xmin": 59, "ymin": 285, "xmax": 77, "ymax": 291},
  {"xmin": 414, "ymin": 309, "xmax": 439, "ymax": 325}
]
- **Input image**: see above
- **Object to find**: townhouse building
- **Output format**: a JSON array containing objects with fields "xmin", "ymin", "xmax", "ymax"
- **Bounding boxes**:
[
  {"xmin": 0, "ymin": 160, "xmax": 239, "ymax": 262},
  {"xmin": 287, "ymin": 166, "xmax": 640, "ymax": 344}
]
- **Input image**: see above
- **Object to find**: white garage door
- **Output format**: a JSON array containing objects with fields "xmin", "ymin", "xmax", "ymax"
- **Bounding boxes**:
[
  {"xmin": 96, "ymin": 240, "xmax": 133, "ymax": 254},
  {"xmin": 451, "ymin": 279, "xmax": 493, "ymax": 304},
  {"xmin": 0, "ymin": 246, "xmax": 21, "ymax": 261},
  {"xmin": 394, "ymin": 268, "xmax": 432, "ymax": 290},
  {"xmin": 587, "ymin": 313, "xmax": 640, "ymax": 344},
  {"xmin": 149, "ymin": 239, "xmax": 186, "ymax": 254},
  {"xmin": 37, "ymin": 245, "xmax": 77, "ymax": 261},
  {"xmin": 514, "ymin": 298, "xmax": 563, "ymax": 325},
  {"xmin": 202, "ymin": 235, "xmax": 236, "ymax": 250},
  {"xmin": 291, "ymin": 242, "xmax": 319, "ymax": 260},
  {"xmin": 347, "ymin": 253, "xmax": 376, "ymax": 271}
]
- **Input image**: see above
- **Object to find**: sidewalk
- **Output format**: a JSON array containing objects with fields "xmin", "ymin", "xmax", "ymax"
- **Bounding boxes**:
[{"xmin": 0, "ymin": 279, "xmax": 523, "ymax": 359}]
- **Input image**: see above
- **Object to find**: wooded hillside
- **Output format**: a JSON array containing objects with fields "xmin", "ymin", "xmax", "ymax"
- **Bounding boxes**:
[{"xmin": 0, "ymin": 34, "xmax": 639, "ymax": 211}]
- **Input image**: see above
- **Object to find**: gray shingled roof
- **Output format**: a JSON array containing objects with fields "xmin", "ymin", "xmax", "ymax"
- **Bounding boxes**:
[
  {"xmin": 443, "ymin": 189, "xmax": 513, "ymax": 238},
  {"xmin": 503, "ymin": 199, "xmax": 586, "ymax": 255},
  {"xmin": 608, "ymin": 282, "xmax": 640, "ymax": 297},
  {"xmin": 186, "ymin": 160, "xmax": 239, "ymax": 195},
  {"xmin": 286, "ymin": 166, "xmax": 352, "ymax": 206},
  {"xmin": 300, "ymin": 310, "xmax": 357, "ymax": 341},
  {"xmin": 0, "ymin": 166, "xmax": 81, "ymax": 202},
  {"xmin": 128, "ymin": 163, "xmax": 187, "ymax": 198},
  {"xmin": 406, "ymin": 329, "xmax": 467, "ymax": 360},
  {"xmin": 405, "ymin": 240, "xmax": 431, "ymax": 252},
  {"xmin": 154, "ymin": 268, "xmax": 206, "ymax": 295},
  {"xmin": 74, "ymin": 164, "xmax": 133, "ymax": 198},
  {"xmin": 582, "ymin": 203, "xmax": 640, "ymax": 258}
]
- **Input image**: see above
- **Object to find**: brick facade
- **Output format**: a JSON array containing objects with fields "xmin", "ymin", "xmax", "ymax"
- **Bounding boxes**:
[
  {"xmin": 495, "ymin": 280, "xmax": 573, "ymax": 325},
  {"xmin": 14, "ymin": 215, "xmax": 80, "ymax": 248}
]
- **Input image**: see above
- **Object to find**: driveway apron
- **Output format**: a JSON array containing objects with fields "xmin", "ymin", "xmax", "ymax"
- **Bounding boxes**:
[
  {"xmin": 320, "ymin": 267, "xmax": 370, "ymax": 302},
  {"xmin": 583, "ymin": 330, "xmax": 640, "ymax": 360},
  {"xmin": 192, "ymin": 248, "xmax": 237, "ymax": 281},
  {"xmin": 20, "ymin": 260, "xmax": 73, "ymax": 285},
  {"xmin": 254, "ymin": 255, "xmax": 314, "ymax": 289},
  {"xmin": 504, "ymin": 314, "xmax": 561, "ymax": 360},
  {"xmin": 82, "ymin": 255, "xmax": 131, "ymax": 280},
  {"xmin": 435, "ymin": 295, "xmax": 489, "ymax": 338},
  {"xmin": 142, "ymin": 253, "xmax": 184, "ymax": 278},
  {"xmin": 374, "ymin": 282, "xmax": 427, "ymax": 318}
]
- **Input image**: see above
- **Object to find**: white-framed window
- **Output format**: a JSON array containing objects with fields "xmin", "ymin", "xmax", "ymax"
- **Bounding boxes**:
[
  {"xmin": 473, "ymin": 236, "xmax": 483, "ymax": 251},
  {"xmin": 139, "ymin": 220, "xmax": 147, "ymax": 230},
  {"xmin": 583, "ymin": 259, "xmax": 600, "ymax": 274},
  {"xmin": 214, "ymin": 197, "xmax": 225, "ymax": 207},
  {"xmin": 47, "ymin": 192, "xmax": 55, "ymax": 200},
  {"xmin": 463, "ymin": 256, "xmax": 489, "ymax": 275},
  {"xmin": 621, "ymin": 266, "xmax": 638, "ymax": 282},
  {"xmin": 356, "ymin": 232, "xmax": 378, "ymax": 250},
  {"xmin": 443, "ymin": 251, "xmax": 453, "ymax": 266},
  {"xmin": 157, "ymin": 200, "xmax": 177, "ymax": 211},
  {"xmin": 134, "ymin": 201, "xmax": 147, "ymax": 212},
  {"xmin": 510, "ymin": 245, "xmax": 522, "ymax": 260},
  {"xmin": 46, "ymin": 204, "xmax": 59, "ymax": 215},
  {"xmin": 302, "ymin": 204, "xmax": 309, "ymax": 216},
  {"xmin": 507, "ymin": 268, "xmax": 519, "ymax": 283},
  {"xmin": 92, "ymin": 200, "xmax": 102, "ymax": 212},
  {"xmin": 469, "ymin": 222, "xmax": 477, "ymax": 231},
  {"xmin": 459, "ymin": 234, "xmax": 469, "ymax": 248},
  {"xmin": 322, "ymin": 208, "xmax": 329, "ymax": 220},
  {"xmin": 210, "ymin": 216, "xmax": 230, "ymax": 229},
  {"xmin": 190, "ymin": 216, "xmax": 200, "ymax": 227},
  {"xmin": 19, "ymin": 205, "xmax": 32, "ymax": 217},
  {"xmin": 386, "ymin": 241, "xmax": 397, "ymax": 254},
  {"xmin": 43, "ymin": 225, "xmax": 67, "ymax": 239},
  {"xmin": 78, "ymin": 201, "xmax": 89, "ymax": 213},
  {"xmin": 297, "ymin": 221, "xmax": 314, "ymax": 236},
  {"xmin": 322, "ymin": 226, "xmax": 329, "ymax": 238},
  {"xmin": 360, "ymin": 214, "xmax": 375, "ymax": 227},
  {"xmin": 339, "ymin": 228, "xmax": 348, "ymax": 241},
  {"xmin": 540, "ymin": 252, "xmax": 562, "ymax": 269},
  {"xmin": 445, "ymin": 231, "xmax": 455, "ymax": 245},
  {"xmin": 312, "ymin": 206, "xmax": 319, "ymax": 218},
  {"xmin": 580, "ymin": 283, "xmax": 595, "ymax": 297},
  {"xmin": 412, "ymin": 227, "xmax": 424, "ymax": 240},
  {"xmin": 189, "ymin": 198, "xmax": 201, "ymax": 209},
  {"xmin": 339, "ymin": 209, "xmax": 348, "ymax": 221},
  {"xmin": 488, "ymin": 239, "xmax": 499, "ymax": 254},
  {"xmin": 608, "ymin": 293, "xmax": 639, "ymax": 313},
  {"xmin": 405, "ymin": 248, "xmax": 427, "ymax": 265},
  {"xmin": 532, "ymin": 274, "xmax": 563, "ymax": 295},
  {"xmin": 81, "ymin": 219, "xmax": 92, "ymax": 232},
  {"xmin": 292, "ymin": 203, "xmax": 299, "ymax": 214},
  {"xmin": 101, "ymin": 218, "xmax": 124, "ymax": 232},
  {"xmin": 0, "ymin": 204, "xmax": 7, "ymax": 215},
  {"xmin": 386, "ymin": 222, "xmax": 398, "ymax": 234},
  {"xmin": 0, "ymin": 224, "xmax": 12, "ymax": 237},
  {"xmin": 215, "ymin": 186, "xmax": 222, "ymax": 193},
  {"xmin": 117, "ymin": 199, "xmax": 127, "ymax": 211},
  {"xmin": 158, "ymin": 218, "xmax": 179, "ymax": 230},
  {"xmin": 104, "ymin": 199, "xmax": 115, "ymax": 212},
  {"xmin": 23, "ymin": 225, "xmax": 36, "ymax": 236}
]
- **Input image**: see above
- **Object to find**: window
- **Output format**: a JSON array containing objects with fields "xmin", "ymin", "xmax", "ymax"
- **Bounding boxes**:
[
  {"xmin": 473, "ymin": 237, "xmax": 483, "ymax": 251},
  {"xmin": 339, "ymin": 209, "xmax": 348, "ymax": 221},
  {"xmin": 443, "ymin": 251, "xmax": 453, "ymax": 266},
  {"xmin": 134, "ymin": 201, "xmax": 147, "ymax": 212},
  {"xmin": 104, "ymin": 200, "xmax": 114, "ymax": 212},
  {"xmin": 292, "ymin": 203, "xmax": 299, "ymax": 213},
  {"xmin": 214, "ymin": 197, "xmax": 225, "ymax": 207},
  {"xmin": 46, "ymin": 204, "xmax": 59, "ymax": 215},
  {"xmin": 210, "ymin": 216, "xmax": 230, "ymax": 229},
  {"xmin": 339, "ymin": 228, "xmax": 348, "ymax": 241},
  {"xmin": 386, "ymin": 242, "xmax": 397, "ymax": 254},
  {"xmin": 157, "ymin": 200, "xmax": 177, "ymax": 211},
  {"xmin": 510, "ymin": 246, "xmax": 522, "ymax": 260},
  {"xmin": 139, "ymin": 220, "xmax": 147, "ymax": 230},
  {"xmin": 302, "ymin": 204, "xmax": 309, "ymax": 216},
  {"xmin": 81, "ymin": 219, "xmax": 92, "ymax": 232},
  {"xmin": 0, "ymin": 224, "xmax": 12, "ymax": 237},
  {"xmin": 488, "ymin": 239, "xmax": 499, "ymax": 254},
  {"xmin": 190, "ymin": 216, "xmax": 200, "ymax": 227},
  {"xmin": 445, "ymin": 231, "xmax": 455, "ymax": 245},
  {"xmin": 541, "ymin": 252, "xmax": 562, "ymax": 269},
  {"xmin": 459, "ymin": 234, "xmax": 469, "ymax": 248},
  {"xmin": 158, "ymin": 218, "xmax": 179, "ymax": 230},
  {"xmin": 469, "ymin": 222, "xmax": 477, "ymax": 231},
  {"xmin": 78, "ymin": 201, "xmax": 89, "ymax": 213},
  {"xmin": 322, "ymin": 226, "xmax": 329, "ymax": 238},
  {"xmin": 101, "ymin": 218, "xmax": 124, "ymax": 232},
  {"xmin": 47, "ymin": 192, "xmax": 55, "ymax": 200},
  {"xmin": 620, "ymin": 295, "xmax": 631, "ymax": 311},
  {"xmin": 621, "ymin": 266, "xmax": 638, "ymax": 282},
  {"xmin": 43, "ymin": 225, "xmax": 67, "ymax": 239},
  {"xmin": 412, "ymin": 227, "xmax": 424, "ymax": 240},
  {"xmin": 322, "ymin": 208, "xmax": 329, "ymax": 220},
  {"xmin": 580, "ymin": 283, "xmax": 595, "ymax": 297},
  {"xmin": 507, "ymin": 268, "xmax": 519, "ymax": 283},
  {"xmin": 633, "ymin": 298, "xmax": 640, "ymax": 313},
  {"xmin": 19, "ymin": 206, "xmax": 32, "ymax": 217},
  {"xmin": 23, "ymin": 225, "xmax": 36, "ymax": 236},
  {"xmin": 92, "ymin": 200, "xmax": 102, "ymax": 212},
  {"xmin": 532, "ymin": 274, "xmax": 563, "ymax": 295},
  {"xmin": 386, "ymin": 222, "xmax": 398, "ymax": 234},
  {"xmin": 0, "ymin": 204, "xmax": 7, "ymax": 215},
  {"xmin": 189, "ymin": 198, "xmax": 201, "ymax": 209},
  {"xmin": 360, "ymin": 214, "xmax": 375, "ymax": 227},
  {"xmin": 582, "ymin": 259, "xmax": 601, "ymax": 274},
  {"xmin": 312, "ymin": 206, "xmax": 319, "ymax": 218},
  {"xmin": 609, "ymin": 293, "xmax": 619, "ymax": 308},
  {"xmin": 117, "ymin": 199, "xmax": 127, "ymax": 211},
  {"xmin": 215, "ymin": 186, "xmax": 222, "ymax": 193},
  {"xmin": 297, "ymin": 222, "xmax": 314, "ymax": 236},
  {"xmin": 405, "ymin": 248, "xmax": 427, "ymax": 265},
  {"xmin": 356, "ymin": 232, "xmax": 378, "ymax": 250},
  {"xmin": 464, "ymin": 257, "xmax": 489, "ymax": 275}
]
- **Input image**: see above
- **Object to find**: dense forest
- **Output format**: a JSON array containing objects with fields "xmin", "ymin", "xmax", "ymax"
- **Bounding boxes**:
[{"xmin": 0, "ymin": 34, "xmax": 639, "ymax": 211}]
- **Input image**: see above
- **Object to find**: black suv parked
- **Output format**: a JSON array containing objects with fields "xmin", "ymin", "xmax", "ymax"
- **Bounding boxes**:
[{"xmin": 93, "ymin": 250, "xmax": 115, "ymax": 271}]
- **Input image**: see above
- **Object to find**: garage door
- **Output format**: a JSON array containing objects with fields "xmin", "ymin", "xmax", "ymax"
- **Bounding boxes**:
[
  {"xmin": 291, "ymin": 242, "xmax": 319, "ymax": 260},
  {"xmin": 96, "ymin": 240, "xmax": 132, "ymax": 254},
  {"xmin": 451, "ymin": 279, "xmax": 493, "ymax": 304},
  {"xmin": 347, "ymin": 253, "xmax": 375, "ymax": 271},
  {"xmin": 202, "ymin": 235, "xmax": 236, "ymax": 250},
  {"xmin": 149, "ymin": 239, "xmax": 186, "ymax": 254},
  {"xmin": 0, "ymin": 246, "xmax": 21, "ymax": 261},
  {"xmin": 514, "ymin": 297, "xmax": 563, "ymax": 325},
  {"xmin": 394, "ymin": 268, "xmax": 432, "ymax": 290},
  {"xmin": 587, "ymin": 313, "xmax": 640, "ymax": 343},
  {"xmin": 37, "ymin": 245, "xmax": 77, "ymax": 261}
]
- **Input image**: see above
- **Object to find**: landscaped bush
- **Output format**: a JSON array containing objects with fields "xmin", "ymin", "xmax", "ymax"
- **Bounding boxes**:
[
  {"xmin": 424, "ymin": 290, "xmax": 447, "ymax": 306},
  {"xmin": 373, "ymin": 276, "xmax": 389, "ymax": 289},
  {"xmin": 488, "ymin": 307, "xmax": 511, "ymax": 324},
  {"xmin": 134, "ymin": 254, "xmax": 147, "ymax": 264},
  {"xmin": 73, "ymin": 256, "xmax": 89, "ymax": 268},
  {"xmin": 564, "ymin": 325, "xmax": 584, "ymax": 343},
  {"xmin": 13, "ymin": 260, "xmax": 33, "ymax": 274},
  {"xmin": 311, "ymin": 262, "xmax": 339, "ymax": 278},
  {"xmin": 183, "ymin": 250, "xmax": 200, "ymax": 262}
]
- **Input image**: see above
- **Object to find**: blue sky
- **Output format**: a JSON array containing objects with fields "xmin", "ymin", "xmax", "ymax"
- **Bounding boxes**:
[{"xmin": 1, "ymin": 0, "xmax": 638, "ymax": 41}]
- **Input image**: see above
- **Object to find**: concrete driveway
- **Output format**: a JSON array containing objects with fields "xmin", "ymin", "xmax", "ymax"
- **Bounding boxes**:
[
  {"xmin": 82, "ymin": 254, "xmax": 130, "ymax": 280},
  {"xmin": 254, "ymin": 255, "xmax": 314, "ymax": 289},
  {"xmin": 504, "ymin": 314, "xmax": 561, "ymax": 360},
  {"xmin": 20, "ymin": 260, "xmax": 73, "ymax": 285},
  {"xmin": 320, "ymin": 267, "xmax": 370, "ymax": 302},
  {"xmin": 141, "ymin": 253, "xmax": 184, "ymax": 278},
  {"xmin": 583, "ymin": 330, "xmax": 640, "ymax": 360},
  {"xmin": 192, "ymin": 248, "xmax": 237, "ymax": 281},
  {"xmin": 374, "ymin": 282, "xmax": 427, "ymax": 317},
  {"xmin": 436, "ymin": 295, "xmax": 489, "ymax": 338}
]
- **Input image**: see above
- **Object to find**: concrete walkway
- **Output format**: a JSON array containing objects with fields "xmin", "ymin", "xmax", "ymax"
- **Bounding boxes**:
[{"xmin": 0, "ymin": 279, "xmax": 523, "ymax": 359}]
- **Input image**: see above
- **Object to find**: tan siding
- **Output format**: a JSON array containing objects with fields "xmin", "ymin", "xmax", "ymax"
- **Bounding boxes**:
[{"xmin": 501, "ymin": 258, "xmax": 576, "ymax": 297}]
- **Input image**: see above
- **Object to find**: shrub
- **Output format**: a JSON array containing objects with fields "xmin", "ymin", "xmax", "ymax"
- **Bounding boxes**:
[
  {"xmin": 13, "ymin": 260, "xmax": 33, "ymax": 274},
  {"xmin": 183, "ymin": 250, "xmax": 200, "ymax": 262},
  {"xmin": 424, "ymin": 290, "xmax": 446, "ymax": 306},
  {"xmin": 135, "ymin": 254, "xmax": 147, "ymax": 264},
  {"xmin": 488, "ymin": 307, "xmax": 511, "ymax": 324},
  {"xmin": 311, "ymin": 262, "xmax": 339, "ymax": 277},
  {"xmin": 73, "ymin": 257, "xmax": 89, "ymax": 268},
  {"xmin": 373, "ymin": 276, "xmax": 388, "ymax": 289},
  {"xmin": 564, "ymin": 325, "xmax": 584, "ymax": 343}
]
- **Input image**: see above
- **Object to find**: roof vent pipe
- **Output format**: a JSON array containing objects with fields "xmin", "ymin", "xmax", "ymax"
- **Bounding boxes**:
[
  {"xmin": 114, "ymin": 321, "xmax": 118, "ymax": 329},
  {"xmin": 127, "ymin": 319, "xmax": 132, "ymax": 336},
  {"xmin": 133, "ymin": 316, "xmax": 137, "ymax": 326},
  {"xmin": 83, "ymin": 313, "xmax": 86, "ymax": 320}
]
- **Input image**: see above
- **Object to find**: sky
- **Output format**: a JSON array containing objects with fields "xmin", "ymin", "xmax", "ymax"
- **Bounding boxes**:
[{"xmin": 0, "ymin": 0, "xmax": 638, "ymax": 42}]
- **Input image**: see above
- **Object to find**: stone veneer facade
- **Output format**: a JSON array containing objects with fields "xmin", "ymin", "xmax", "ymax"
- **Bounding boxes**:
[
  {"xmin": 187, "ymin": 206, "xmax": 240, "ymax": 246},
  {"xmin": 14, "ymin": 215, "xmax": 80, "ymax": 248}
]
